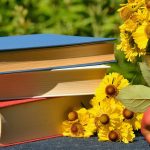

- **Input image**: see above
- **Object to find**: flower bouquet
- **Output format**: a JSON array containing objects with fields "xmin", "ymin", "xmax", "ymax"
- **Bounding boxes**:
[{"xmin": 62, "ymin": 0, "xmax": 150, "ymax": 144}]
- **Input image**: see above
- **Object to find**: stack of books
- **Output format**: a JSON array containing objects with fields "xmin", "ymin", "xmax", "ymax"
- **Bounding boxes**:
[{"xmin": 0, "ymin": 34, "xmax": 115, "ymax": 146}]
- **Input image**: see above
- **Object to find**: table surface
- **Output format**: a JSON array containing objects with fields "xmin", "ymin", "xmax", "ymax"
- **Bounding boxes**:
[{"xmin": 0, "ymin": 136, "xmax": 149, "ymax": 150}]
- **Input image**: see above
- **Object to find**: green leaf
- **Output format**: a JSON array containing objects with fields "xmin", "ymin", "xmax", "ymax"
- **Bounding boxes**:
[
  {"xmin": 108, "ymin": 51, "xmax": 146, "ymax": 85},
  {"xmin": 117, "ymin": 85, "xmax": 150, "ymax": 112},
  {"xmin": 139, "ymin": 62, "xmax": 150, "ymax": 86}
]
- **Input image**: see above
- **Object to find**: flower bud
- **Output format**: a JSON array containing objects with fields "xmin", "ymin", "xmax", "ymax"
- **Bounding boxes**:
[
  {"xmin": 68, "ymin": 111, "xmax": 78, "ymax": 121},
  {"xmin": 105, "ymin": 84, "xmax": 118, "ymax": 97},
  {"xmin": 123, "ymin": 108, "xmax": 134, "ymax": 119},
  {"xmin": 100, "ymin": 114, "xmax": 110, "ymax": 125},
  {"xmin": 108, "ymin": 131, "xmax": 119, "ymax": 142}
]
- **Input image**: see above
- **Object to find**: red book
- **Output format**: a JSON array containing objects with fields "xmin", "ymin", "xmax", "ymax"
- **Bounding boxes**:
[{"xmin": 0, "ymin": 95, "xmax": 92, "ymax": 147}]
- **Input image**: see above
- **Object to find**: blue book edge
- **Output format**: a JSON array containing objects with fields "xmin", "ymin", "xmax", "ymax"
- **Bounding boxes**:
[{"xmin": 0, "ymin": 34, "xmax": 116, "ymax": 51}]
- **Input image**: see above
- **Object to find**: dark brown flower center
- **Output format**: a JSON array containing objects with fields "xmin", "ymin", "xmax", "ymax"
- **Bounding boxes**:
[
  {"xmin": 71, "ymin": 124, "xmax": 78, "ymax": 133},
  {"xmin": 129, "ymin": 35, "xmax": 135, "ymax": 48},
  {"xmin": 67, "ymin": 111, "xmax": 78, "ymax": 121},
  {"xmin": 145, "ymin": 24, "xmax": 150, "ymax": 39},
  {"xmin": 146, "ymin": 0, "xmax": 150, "ymax": 9},
  {"xmin": 105, "ymin": 84, "xmax": 118, "ymax": 97},
  {"xmin": 71, "ymin": 123, "xmax": 83, "ymax": 136},
  {"xmin": 108, "ymin": 131, "xmax": 119, "ymax": 142},
  {"xmin": 123, "ymin": 108, "xmax": 134, "ymax": 119},
  {"xmin": 100, "ymin": 114, "xmax": 110, "ymax": 125}
]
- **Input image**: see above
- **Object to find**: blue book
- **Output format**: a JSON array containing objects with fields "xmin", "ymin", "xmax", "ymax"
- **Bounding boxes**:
[{"xmin": 0, "ymin": 34, "xmax": 115, "ymax": 74}]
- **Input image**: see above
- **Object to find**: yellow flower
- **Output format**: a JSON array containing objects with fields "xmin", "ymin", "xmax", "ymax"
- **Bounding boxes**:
[
  {"xmin": 120, "ymin": 19, "xmax": 138, "ymax": 33},
  {"xmin": 118, "ymin": 31, "xmax": 146, "ymax": 62},
  {"xmin": 122, "ymin": 108, "xmax": 143, "ymax": 130},
  {"xmin": 119, "ymin": 8, "xmax": 148, "ymax": 33},
  {"xmin": 90, "ymin": 96, "xmax": 100, "ymax": 107},
  {"xmin": 62, "ymin": 121, "xmax": 84, "ymax": 137},
  {"xmin": 95, "ymin": 73, "xmax": 129, "ymax": 102},
  {"xmin": 133, "ymin": 21, "xmax": 150, "ymax": 49},
  {"xmin": 118, "ymin": 0, "xmax": 145, "ymax": 21},
  {"xmin": 98, "ymin": 122, "xmax": 135, "ymax": 143},
  {"xmin": 117, "ymin": 0, "xmax": 148, "ymax": 62},
  {"xmin": 119, "ymin": 122, "xmax": 135, "ymax": 143},
  {"xmin": 84, "ymin": 118, "xmax": 97, "ymax": 137},
  {"xmin": 89, "ymin": 99, "xmax": 123, "ymax": 130},
  {"xmin": 134, "ymin": 9, "xmax": 148, "ymax": 23},
  {"xmin": 119, "ymin": 5, "xmax": 134, "ymax": 21},
  {"xmin": 77, "ymin": 108, "xmax": 90, "ymax": 126},
  {"xmin": 62, "ymin": 108, "xmax": 94, "ymax": 137}
]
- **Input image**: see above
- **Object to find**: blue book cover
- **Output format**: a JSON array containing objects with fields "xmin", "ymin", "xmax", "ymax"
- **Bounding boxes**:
[{"xmin": 0, "ymin": 34, "xmax": 115, "ymax": 51}]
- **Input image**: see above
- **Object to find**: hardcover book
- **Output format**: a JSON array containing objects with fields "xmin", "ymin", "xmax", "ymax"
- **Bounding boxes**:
[
  {"xmin": 0, "ymin": 34, "xmax": 115, "ymax": 74},
  {"xmin": 0, "ymin": 65, "xmax": 108, "ymax": 100},
  {"xmin": 0, "ymin": 95, "xmax": 92, "ymax": 146},
  {"xmin": 0, "ymin": 34, "xmax": 114, "ymax": 146}
]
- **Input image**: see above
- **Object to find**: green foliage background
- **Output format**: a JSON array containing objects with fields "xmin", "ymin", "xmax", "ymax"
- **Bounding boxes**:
[{"xmin": 0, "ymin": 0, "xmax": 125, "ymax": 37}]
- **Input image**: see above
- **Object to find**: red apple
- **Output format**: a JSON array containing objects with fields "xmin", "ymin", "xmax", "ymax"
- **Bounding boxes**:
[{"xmin": 141, "ymin": 107, "xmax": 150, "ymax": 143}]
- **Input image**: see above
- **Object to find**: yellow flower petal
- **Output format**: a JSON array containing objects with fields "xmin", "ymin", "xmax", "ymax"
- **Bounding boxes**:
[{"xmin": 133, "ymin": 22, "xmax": 148, "ymax": 49}]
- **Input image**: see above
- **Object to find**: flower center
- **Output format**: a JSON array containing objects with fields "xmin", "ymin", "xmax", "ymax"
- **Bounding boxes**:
[
  {"xmin": 100, "ymin": 114, "xmax": 110, "ymax": 124},
  {"xmin": 68, "ymin": 111, "xmax": 78, "ymax": 121},
  {"xmin": 146, "ymin": 0, "xmax": 150, "ymax": 9},
  {"xmin": 123, "ymin": 108, "xmax": 134, "ymax": 119},
  {"xmin": 108, "ymin": 131, "xmax": 119, "ymax": 142},
  {"xmin": 145, "ymin": 24, "xmax": 150, "ymax": 39},
  {"xmin": 71, "ymin": 124, "xmax": 78, "ymax": 133},
  {"xmin": 129, "ymin": 35, "xmax": 135, "ymax": 48},
  {"xmin": 105, "ymin": 84, "xmax": 118, "ymax": 97},
  {"xmin": 71, "ymin": 123, "xmax": 83, "ymax": 136}
]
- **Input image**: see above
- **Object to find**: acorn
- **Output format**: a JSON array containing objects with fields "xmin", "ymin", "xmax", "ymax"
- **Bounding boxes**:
[
  {"xmin": 100, "ymin": 114, "xmax": 110, "ymax": 125},
  {"xmin": 123, "ymin": 108, "xmax": 134, "ymax": 119},
  {"xmin": 105, "ymin": 84, "xmax": 118, "ymax": 97},
  {"xmin": 67, "ymin": 111, "xmax": 78, "ymax": 121},
  {"xmin": 108, "ymin": 131, "xmax": 119, "ymax": 142}
]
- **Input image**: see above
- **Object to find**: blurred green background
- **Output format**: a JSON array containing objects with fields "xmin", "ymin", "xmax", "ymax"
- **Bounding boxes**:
[{"xmin": 0, "ymin": 0, "xmax": 125, "ymax": 38}]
